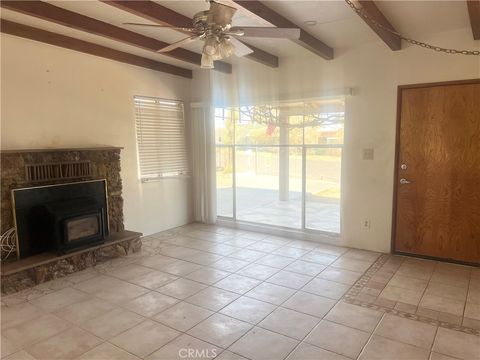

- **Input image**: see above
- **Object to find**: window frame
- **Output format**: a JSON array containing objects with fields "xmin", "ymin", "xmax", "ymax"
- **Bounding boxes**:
[{"xmin": 134, "ymin": 95, "xmax": 189, "ymax": 182}]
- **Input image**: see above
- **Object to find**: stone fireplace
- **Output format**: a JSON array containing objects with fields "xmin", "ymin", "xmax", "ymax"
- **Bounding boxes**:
[{"xmin": 1, "ymin": 147, "xmax": 142, "ymax": 294}]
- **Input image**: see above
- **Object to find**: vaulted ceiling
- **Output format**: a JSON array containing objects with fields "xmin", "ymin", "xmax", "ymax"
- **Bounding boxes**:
[{"xmin": 1, "ymin": 1, "xmax": 478, "ymax": 79}]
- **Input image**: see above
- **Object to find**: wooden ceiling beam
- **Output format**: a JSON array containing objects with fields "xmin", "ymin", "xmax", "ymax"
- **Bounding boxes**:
[
  {"xmin": 232, "ymin": 0, "xmax": 333, "ymax": 60},
  {"xmin": 356, "ymin": 1, "xmax": 401, "ymax": 51},
  {"xmin": 1, "ymin": 19, "xmax": 192, "ymax": 78},
  {"xmin": 101, "ymin": 0, "xmax": 279, "ymax": 68},
  {"xmin": 0, "ymin": 0, "xmax": 231, "ymax": 73},
  {"xmin": 467, "ymin": 0, "xmax": 480, "ymax": 40}
]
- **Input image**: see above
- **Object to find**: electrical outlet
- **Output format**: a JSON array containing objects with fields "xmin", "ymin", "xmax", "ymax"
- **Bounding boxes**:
[
  {"xmin": 363, "ymin": 148, "xmax": 374, "ymax": 160},
  {"xmin": 363, "ymin": 220, "xmax": 370, "ymax": 229}
]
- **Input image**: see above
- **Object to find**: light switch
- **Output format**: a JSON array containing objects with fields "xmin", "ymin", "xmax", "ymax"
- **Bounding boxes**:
[{"xmin": 363, "ymin": 148, "xmax": 374, "ymax": 160}]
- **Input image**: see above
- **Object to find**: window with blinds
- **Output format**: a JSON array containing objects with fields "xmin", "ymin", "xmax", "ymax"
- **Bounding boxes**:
[{"xmin": 134, "ymin": 96, "xmax": 189, "ymax": 180}]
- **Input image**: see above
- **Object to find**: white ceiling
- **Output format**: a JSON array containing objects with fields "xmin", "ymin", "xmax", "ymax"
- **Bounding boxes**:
[{"xmin": 1, "ymin": 1, "xmax": 475, "ymax": 72}]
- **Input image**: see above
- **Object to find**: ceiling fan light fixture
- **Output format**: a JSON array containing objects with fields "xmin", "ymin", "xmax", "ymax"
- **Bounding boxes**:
[
  {"xmin": 202, "ymin": 36, "xmax": 235, "ymax": 65},
  {"xmin": 203, "ymin": 37, "xmax": 219, "ymax": 56},
  {"xmin": 201, "ymin": 53, "xmax": 214, "ymax": 69},
  {"xmin": 211, "ymin": 51, "xmax": 223, "ymax": 61},
  {"xmin": 219, "ymin": 37, "xmax": 235, "ymax": 58}
]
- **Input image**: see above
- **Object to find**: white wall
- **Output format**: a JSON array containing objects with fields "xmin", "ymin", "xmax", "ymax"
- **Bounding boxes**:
[
  {"xmin": 1, "ymin": 34, "xmax": 193, "ymax": 235},
  {"xmin": 2, "ymin": 27, "xmax": 479, "ymax": 252},
  {"xmin": 194, "ymin": 27, "xmax": 480, "ymax": 253}
]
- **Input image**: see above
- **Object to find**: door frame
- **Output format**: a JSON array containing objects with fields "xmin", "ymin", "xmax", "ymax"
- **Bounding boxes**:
[{"xmin": 391, "ymin": 78, "xmax": 480, "ymax": 266}]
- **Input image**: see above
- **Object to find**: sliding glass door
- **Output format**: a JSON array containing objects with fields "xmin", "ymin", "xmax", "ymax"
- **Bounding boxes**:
[
  {"xmin": 215, "ymin": 99, "xmax": 344, "ymax": 235},
  {"xmin": 215, "ymin": 108, "xmax": 235, "ymax": 218}
]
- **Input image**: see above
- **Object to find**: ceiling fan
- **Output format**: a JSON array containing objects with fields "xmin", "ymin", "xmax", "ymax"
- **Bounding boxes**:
[{"xmin": 124, "ymin": 1, "xmax": 300, "ymax": 69}]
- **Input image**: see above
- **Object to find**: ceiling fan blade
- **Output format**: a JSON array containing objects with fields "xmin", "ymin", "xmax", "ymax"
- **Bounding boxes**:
[
  {"xmin": 124, "ymin": 23, "xmax": 195, "ymax": 32},
  {"xmin": 208, "ymin": 1, "xmax": 237, "ymax": 26},
  {"xmin": 229, "ymin": 27, "xmax": 301, "ymax": 39},
  {"xmin": 157, "ymin": 36, "xmax": 200, "ymax": 53},
  {"xmin": 229, "ymin": 37, "xmax": 254, "ymax": 57}
]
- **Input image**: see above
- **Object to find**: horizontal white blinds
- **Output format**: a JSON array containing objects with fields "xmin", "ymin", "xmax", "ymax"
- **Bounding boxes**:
[{"xmin": 134, "ymin": 96, "xmax": 189, "ymax": 180}]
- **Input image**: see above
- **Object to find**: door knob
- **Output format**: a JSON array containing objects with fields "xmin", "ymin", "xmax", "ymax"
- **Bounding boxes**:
[{"xmin": 400, "ymin": 178, "xmax": 411, "ymax": 184}]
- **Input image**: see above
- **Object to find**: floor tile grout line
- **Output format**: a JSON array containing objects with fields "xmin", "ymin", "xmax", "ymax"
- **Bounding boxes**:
[
  {"xmin": 422, "ymin": 262, "xmax": 470, "ymax": 313},
  {"xmin": 366, "ymin": 307, "xmax": 447, "ymax": 355},
  {"xmin": 78, "ymin": 301, "xmax": 220, "ymax": 359},
  {"xmin": 369, "ymin": 333, "xmax": 441, "ymax": 359},
  {"xmin": 114, "ymin": 314, "xmax": 221, "ymax": 359},
  {"xmin": 6, "ymin": 297, "xmax": 153, "ymax": 360},
  {"xmin": 355, "ymin": 311, "xmax": 386, "ymax": 360},
  {"xmin": 104, "ymin": 341, "xmax": 143, "ymax": 360},
  {"xmin": 429, "ymin": 323, "xmax": 440, "ymax": 356},
  {"xmin": 254, "ymin": 315, "xmax": 322, "ymax": 342},
  {"xmin": 416, "ymin": 262, "xmax": 435, "ymax": 315},
  {"xmin": 3, "ymin": 312, "xmax": 81, "ymax": 358},
  {"xmin": 280, "ymin": 301, "xmax": 361, "ymax": 360},
  {"xmin": 461, "ymin": 266, "xmax": 472, "ymax": 322}
]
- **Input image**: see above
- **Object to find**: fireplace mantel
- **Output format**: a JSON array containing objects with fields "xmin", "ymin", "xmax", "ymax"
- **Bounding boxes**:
[{"xmin": 0, "ymin": 146, "xmax": 124, "ymax": 154}]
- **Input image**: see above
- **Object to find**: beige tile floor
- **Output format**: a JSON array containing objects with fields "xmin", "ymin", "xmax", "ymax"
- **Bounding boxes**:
[{"xmin": 1, "ymin": 224, "xmax": 479, "ymax": 360}]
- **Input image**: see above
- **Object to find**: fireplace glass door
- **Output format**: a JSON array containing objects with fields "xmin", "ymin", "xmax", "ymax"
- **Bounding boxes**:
[{"xmin": 65, "ymin": 214, "xmax": 101, "ymax": 243}]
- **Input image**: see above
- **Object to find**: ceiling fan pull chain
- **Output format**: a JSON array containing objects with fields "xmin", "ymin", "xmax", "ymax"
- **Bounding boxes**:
[{"xmin": 344, "ymin": 0, "xmax": 480, "ymax": 56}]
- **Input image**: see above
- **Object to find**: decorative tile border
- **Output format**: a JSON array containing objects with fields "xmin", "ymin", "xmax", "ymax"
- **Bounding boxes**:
[
  {"xmin": 343, "ymin": 254, "xmax": 480, "ymax": 336},
  {"xmin": 344, "ymin": 254, "xmax": 390, "ymax": 300}
]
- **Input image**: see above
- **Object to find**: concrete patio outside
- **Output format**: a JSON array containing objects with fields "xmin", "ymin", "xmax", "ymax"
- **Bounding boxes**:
[{"xmin": 217, "ymin": 187, "xmax": 340, "ymax": 233}]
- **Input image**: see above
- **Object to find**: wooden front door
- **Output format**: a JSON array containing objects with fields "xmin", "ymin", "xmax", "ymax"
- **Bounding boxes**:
[{"xmin": 393, "ymin": 79, "xmax": 480, "ymax": 264}]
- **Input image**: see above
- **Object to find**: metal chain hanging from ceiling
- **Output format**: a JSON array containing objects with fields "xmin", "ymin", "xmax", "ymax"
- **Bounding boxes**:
[{"xmin": 344, "ymin": 0, "xmax": 480, "ymax": 55}]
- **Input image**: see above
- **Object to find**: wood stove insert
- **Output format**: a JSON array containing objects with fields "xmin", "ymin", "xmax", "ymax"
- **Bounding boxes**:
[{"xmin": 12, "ymin": 179, "xmax": 108, "ymax": 258}]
